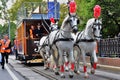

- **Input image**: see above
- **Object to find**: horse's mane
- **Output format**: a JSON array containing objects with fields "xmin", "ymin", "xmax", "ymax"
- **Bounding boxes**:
[
  {"xmin": 85, "ymin": 18, "xmax": 95, "ymax": 29},
  {"xmin": 61, "ymin": 15, "xmax": 70, "ymax": 29}
]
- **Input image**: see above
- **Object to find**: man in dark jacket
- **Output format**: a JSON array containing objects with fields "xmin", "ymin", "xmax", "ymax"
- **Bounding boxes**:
[{"xmin": 35, "ymin": 24, "xmax": 44, "ymax": 38}]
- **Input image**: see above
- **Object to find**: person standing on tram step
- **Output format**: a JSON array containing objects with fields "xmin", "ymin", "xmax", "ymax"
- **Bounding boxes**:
[
  {"xmin": 1, "ymin": 35, "xmax": 11, "ymax": 69},
  {"xmin": 35, "ymin": 24, "xmax": 44, "ymax": 38},
  {"xmin": 29, "ymin": 25, "xmax": 36, "ymax": 39},
  {"xmin": 14, "ymin": 36, "xmax": 18, "ymax": 60}
]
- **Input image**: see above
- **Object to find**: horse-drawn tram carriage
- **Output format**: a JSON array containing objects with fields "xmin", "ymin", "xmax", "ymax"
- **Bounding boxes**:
[{"xmin": 16, "ymin": 1, "xmax": 60, "ymax": 64}]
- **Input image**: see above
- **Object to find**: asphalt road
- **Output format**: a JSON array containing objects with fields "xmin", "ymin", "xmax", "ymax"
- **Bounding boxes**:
[
  {"xmin": 0, "ymin": 63, "xmax": 25, "ymax": 80},
  {"xmin": 0, "ymin": 66, "xmax": 13, "ymax": 80}
]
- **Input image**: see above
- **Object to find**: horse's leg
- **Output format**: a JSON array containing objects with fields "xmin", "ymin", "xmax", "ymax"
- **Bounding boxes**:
[
  {"xmin": 91, "ymin": 50, "xmax": 98, "ymax": 74},
  {"xmin": 58, "ymin": 49, "xmax": 65, "ymax": 78},
  {"xmin": 81, "ymin": 50, "xmax": 88, "ymax": 78},
  {"xmin": 64, "ymin": 52, "xmax": 69, "ymax": 71},
  {"xmin": 54, "ymin": 48, "xmax": 60, "ymax": 74},
  {"xmin": 41, "ymin": 51, "xmax": 48, "ymax": 70},
  {"xmin": 68, "ymin": 49, "xmax": 75, "ymax": 78},
  {"xmin": 90, "ymin": 54, "xmax": 94, "ymax": 67},
  {"xmin": 45, "ymin": 48, "xmax": 50, "ymax": 69},
  {"xmin": 50, "ymin": 49, "xmax": 59, "ymax": 75},
  {"xmin": 49, "ymin": 54, "xmax": 55, "ymax": 70},
  {"xmin": 74, "ymin": 46, "xmax": 81, "ymax": 74}
]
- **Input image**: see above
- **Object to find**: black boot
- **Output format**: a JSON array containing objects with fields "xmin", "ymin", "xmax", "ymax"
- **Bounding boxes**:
[
  {"xmin": 2, "ymin": 66, "xmax": 4, "ymax": 69},
  {"xmin": 6, "ymin": 60, "xmax": 8, "ymax": 63}
]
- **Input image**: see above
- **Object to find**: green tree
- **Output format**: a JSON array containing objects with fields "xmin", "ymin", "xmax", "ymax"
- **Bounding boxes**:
[
  {"xmin": 59, "ymin": 3, "xmax": 68, "ymax": 26},
  {"xmin": 97, "ymin": 0, "xmax": 120, "ymax": 38},
  {"xmin": 0, "ymin": 23, "xmax": 8, "ymax": 37},
  {"xmin": 0, "ymin": 22, "xmax": 16, "ymax": 42},
  {"xmin": 0, "ymin": 0, "xmax": 17, "ymax": 42},
  {"xmin": 0, "ymin": 0, "xmax": 11, "ymax": 39},
  {"xmin": 75, "ymin": 0, "xmax": 96, "ymax": 30}
]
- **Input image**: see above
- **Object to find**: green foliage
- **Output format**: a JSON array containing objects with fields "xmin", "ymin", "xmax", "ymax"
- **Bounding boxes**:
[
  {"xmin": 0, "ymin": 24, "xmax": 8, "ymax": 38},
  {"xmin": 0, "ymin": 0, "xmax": 7, "ymax": 19},
  {"xmin": 75, "ymin": 0, "xmax": 96, "ymax": 30},
  {"xmin": 59, "ymin": 4, "xmax": 68, "ymax": 26},
  {"xmin": 10, "ymin": 22, "xmax": 16, "ymax": 41},
  {"xmin": 97, "ymin": 0, "xmax": 120, "ymax": 38},
  {"xmin": 0, "ymin": 22, "xmax": 16, "ymax": 41}
]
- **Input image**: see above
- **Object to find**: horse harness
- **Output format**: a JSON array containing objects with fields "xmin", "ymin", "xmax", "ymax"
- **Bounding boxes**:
[
  {"xmin": 92, "ymin": 19, "xmax": 102, "ymax": 38},
  {"xmin": 41, "ymin": 36, "xmax": 49, "ymax": 48},
  {"xmin": 53, "ymin": 30, "xmax": 74, "ymax": 45},
  {"xmin": 75, "ymin": 19, "xmax": 102, "ymax": 44},
  {"xmin": 75, "ymin": 31, "xmax": 96, "ymax": 45}
]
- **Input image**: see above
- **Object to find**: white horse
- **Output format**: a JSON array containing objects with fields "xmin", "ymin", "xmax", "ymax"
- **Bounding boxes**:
[
  {"xmin": 35, "ymin": 21, "xmax": 59, "ymax": 70},
  {"xmin": 49, "ymin": 14, "xmax": 79, "ymax": 78},
  {"xmin": 74, "ymin": 18, "xmax": 102, "ymax": 78}
]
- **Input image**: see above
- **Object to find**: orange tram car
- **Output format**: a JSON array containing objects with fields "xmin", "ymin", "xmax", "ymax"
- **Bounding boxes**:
[{"xmin": 16, "ymin": 1, "xmax": 60, "ymax": 64}]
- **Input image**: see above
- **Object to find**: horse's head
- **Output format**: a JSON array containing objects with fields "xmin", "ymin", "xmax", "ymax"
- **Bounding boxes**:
[
  {"xmin": 61, "ymin": 14, "xmax": 80, "ymax": 33},
  {"xmin": 86, "ymin": 18, "xmax": 102, "ymax": 40},
  {"xmin": 68, "ymin": 14, "xmax": 80, "ymax": 33},
  {"xmin": 50, "ymin": 21, "xmax": 58, "ymax": 31}
]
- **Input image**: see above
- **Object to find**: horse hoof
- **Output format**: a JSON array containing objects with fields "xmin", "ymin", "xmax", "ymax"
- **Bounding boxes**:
[
  {"xmin": 65, "ymin": 67, "xmax": 69, "ymax": 72},
  {"xmin": 84, "ymin": 75, "xmax": 89, "ymax": 78},
  {"xmin": 91, "ymin": 70, "xmax": 95, "ymax": 74},
  {"xmin": 65, "ymin": 68, "xmax": 69, "ymax": 72},
  {"xmin": 69, "ymin": 75, "xmax": 73, "ymax": 78},
  {"xmin": 44, "ymin": 67, "xmax": 49, "ymax": 70},
  {"xmin": 84, "ymin": 73, "xmax": 89, "ymax": 78},
  {"xmin": 55, "ymin": 72, "xmax": 59, "ymax": 75},
  {"xmin": 65, "ymin": 69, "xmax": 69, "ymax": 72},
  {"xmin": 61, "ymin": 74, "xmax": 65, "ymax": 78},
  {"xmin": 74, "ymin": 70, "xmax": 80, "ymax": 75}
]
